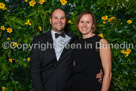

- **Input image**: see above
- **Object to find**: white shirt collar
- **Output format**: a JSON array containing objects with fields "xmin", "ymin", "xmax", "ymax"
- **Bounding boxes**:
[
  {"xmin": 51, "ymin": 29, "xmax": 71, "ymax": 41},
  {"xmin": 51, "ymin": 30, "xmax": 56, "ymax": 40}
]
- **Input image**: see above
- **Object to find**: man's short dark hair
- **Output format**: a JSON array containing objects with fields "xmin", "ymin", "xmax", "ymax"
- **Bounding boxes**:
[{"xmin": 50, "ymin": 8, "xmax": 66, "ymax": 18}]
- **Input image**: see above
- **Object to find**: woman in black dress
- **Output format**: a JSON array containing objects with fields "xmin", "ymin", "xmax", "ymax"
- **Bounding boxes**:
[{"xmin": 71, "ymin": 10, "xmax": 112, "ymax": 91}]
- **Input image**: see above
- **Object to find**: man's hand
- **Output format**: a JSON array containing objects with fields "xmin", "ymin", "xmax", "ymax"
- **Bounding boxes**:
[{"xmin": 96, "ymin": 69, "xmax": 103, "ymax": 83}]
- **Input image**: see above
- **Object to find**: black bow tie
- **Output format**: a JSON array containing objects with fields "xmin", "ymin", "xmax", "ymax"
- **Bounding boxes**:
[{"xmin": 55, "ymin": 32, "xmax": 65, "ymax": 38}]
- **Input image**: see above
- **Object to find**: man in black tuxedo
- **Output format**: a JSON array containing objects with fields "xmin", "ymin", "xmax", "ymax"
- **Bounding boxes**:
[{"xmin": 30, "ymin": 8, "xmax": 102, "ymax": 91}]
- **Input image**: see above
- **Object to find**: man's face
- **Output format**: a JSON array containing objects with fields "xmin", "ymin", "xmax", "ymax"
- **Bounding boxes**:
[{"xmin": 50, "ymin": 9, "xmax": 66, "ymax": 34}]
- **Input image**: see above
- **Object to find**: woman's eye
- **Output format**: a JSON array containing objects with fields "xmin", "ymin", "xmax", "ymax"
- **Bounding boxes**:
[
  {"xmin": 80, "ymin": 21, "xmax": 84, "ymax": 23},
  {"xmin": 87, "ymin": 21, "xmax": 90, "ymax": 23}
]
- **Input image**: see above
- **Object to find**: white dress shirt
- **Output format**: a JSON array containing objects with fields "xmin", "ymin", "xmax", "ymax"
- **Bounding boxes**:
[{"xmin": 51, "ymin": 30, "xmax": 71, "ymax": 61}]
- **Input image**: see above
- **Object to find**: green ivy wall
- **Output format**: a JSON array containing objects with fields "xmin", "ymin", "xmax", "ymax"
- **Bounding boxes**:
[{"xmin": 0, "ymin": 0, "xmax": 136, "ymax": 91}]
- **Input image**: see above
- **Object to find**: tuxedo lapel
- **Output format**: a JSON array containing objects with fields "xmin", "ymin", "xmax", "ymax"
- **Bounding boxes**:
[
  {"xmin": 44, "ymin": 31, "xmax": 57, "ymax": 61},
  {"xmin": 45, "ymin": 31, "xmax": 53, "ymax": 44}
]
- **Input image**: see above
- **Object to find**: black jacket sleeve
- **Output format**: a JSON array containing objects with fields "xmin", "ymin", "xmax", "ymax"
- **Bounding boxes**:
[{"xmin": 30, "ymin": 36, "xmax": 45, "ymax": 91}]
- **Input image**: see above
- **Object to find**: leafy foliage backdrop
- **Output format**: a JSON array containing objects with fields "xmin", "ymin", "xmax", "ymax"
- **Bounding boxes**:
[{"xmin": 0, "ymin": 0, "xmax": 136, "ymax": 91}]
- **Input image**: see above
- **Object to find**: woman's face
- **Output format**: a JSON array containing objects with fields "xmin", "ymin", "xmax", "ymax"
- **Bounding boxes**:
[{"xmin": 78, "ymin": 14, "xmax": 94, "ymax": 35}]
